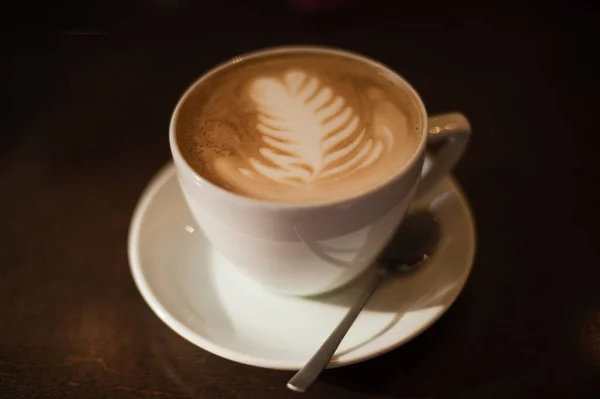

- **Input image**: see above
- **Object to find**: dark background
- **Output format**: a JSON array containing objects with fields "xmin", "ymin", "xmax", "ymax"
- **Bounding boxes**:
[{"xmin": 2, "ymin": 1, "xmax": 599, "ymax": 398}]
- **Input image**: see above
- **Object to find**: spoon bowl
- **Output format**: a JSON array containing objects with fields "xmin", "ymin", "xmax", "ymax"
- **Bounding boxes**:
[{"xmin": 378, "ymin": 210, "xmax": 440, "ymax": 274}]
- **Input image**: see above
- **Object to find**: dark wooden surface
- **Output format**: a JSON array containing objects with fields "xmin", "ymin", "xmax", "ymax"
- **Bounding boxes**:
[{"xmin": 2, "ymin": 1, "xmax": 599, "ymax": 398}]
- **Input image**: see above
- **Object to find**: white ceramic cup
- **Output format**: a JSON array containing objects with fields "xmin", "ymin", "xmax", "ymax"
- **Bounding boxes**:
[{"xmin": 170, "ymin": 46, "xmax": 471, "ymax": 296}]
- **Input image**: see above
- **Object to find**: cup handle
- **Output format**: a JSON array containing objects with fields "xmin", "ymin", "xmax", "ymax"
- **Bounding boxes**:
[{"xmin": 414, "ymin": 112, "xmax": 471, "ymax": 199}]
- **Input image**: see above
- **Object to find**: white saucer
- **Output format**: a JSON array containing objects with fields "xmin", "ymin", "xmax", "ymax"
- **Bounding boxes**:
[{"xmin": 128, "ymin": 163, "xmax": 476, "ymax": 370}]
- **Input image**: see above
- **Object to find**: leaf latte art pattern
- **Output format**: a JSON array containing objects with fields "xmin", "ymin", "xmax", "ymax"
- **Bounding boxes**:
[{"xmin": 238, "ymin": 70, "xmax": 392, "ymax": 185}]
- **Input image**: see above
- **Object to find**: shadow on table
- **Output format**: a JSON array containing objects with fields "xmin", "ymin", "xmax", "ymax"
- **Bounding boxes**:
[{"xmin": 318, "ymin": 301, "xmax": 469, "ymax": 398}]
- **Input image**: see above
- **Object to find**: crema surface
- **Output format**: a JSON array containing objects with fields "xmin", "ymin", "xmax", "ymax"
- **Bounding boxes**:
[{"xmin": 176, "ymin": 51, "xmax": 422, "ymax": 203}]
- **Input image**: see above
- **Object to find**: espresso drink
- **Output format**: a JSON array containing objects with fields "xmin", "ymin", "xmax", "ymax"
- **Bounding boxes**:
[{"xmin": 176, "ymin": 50, "xmax": 422, "ymax": 203}]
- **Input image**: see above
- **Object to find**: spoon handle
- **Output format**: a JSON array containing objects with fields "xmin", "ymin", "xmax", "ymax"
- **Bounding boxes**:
[{"xmin": 287, "ymin": 271, "xmax": 384, "ymax": 393}]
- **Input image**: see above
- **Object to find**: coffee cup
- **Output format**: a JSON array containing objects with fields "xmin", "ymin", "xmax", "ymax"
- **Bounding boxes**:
[{"xmin": 169, "ymin": 46, "xmax": 470, "ymax": 296}]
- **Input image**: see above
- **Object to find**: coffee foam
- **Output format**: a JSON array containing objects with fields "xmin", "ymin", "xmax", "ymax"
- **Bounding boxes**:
[{"xmin": 177, "ymin": 52, "xmax": 422, "ymax": 203}]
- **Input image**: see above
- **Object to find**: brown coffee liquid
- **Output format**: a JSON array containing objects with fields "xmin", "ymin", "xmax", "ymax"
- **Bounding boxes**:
[{"xmin": 176, "ymin": 50, "xmax": 422, "ymax": 204}]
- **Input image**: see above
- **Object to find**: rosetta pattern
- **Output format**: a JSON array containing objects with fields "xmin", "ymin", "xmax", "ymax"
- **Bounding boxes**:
[{"xmin": 238, "ymin": 70, "xmax": 392, "ymax": 185}]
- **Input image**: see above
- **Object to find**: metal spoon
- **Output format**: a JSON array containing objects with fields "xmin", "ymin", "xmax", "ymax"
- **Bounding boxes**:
[{"xmin": 287, "ymin": 211, "xmax": 440, "ymax": 393}]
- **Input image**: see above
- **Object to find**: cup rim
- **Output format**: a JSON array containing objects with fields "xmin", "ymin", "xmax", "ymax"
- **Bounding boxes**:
[{"xmin": 169, "ymin": 45, "xmax": 428, "ymax": 210}]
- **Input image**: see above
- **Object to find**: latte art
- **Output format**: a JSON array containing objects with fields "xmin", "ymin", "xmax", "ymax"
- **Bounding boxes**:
[
  {"xmin": 235, "ymin": 70, "xmax": 393, "ymax": 185},
  {"xmin": 177, "ymin": 51, "xmax": 422, "ymax": 203}
]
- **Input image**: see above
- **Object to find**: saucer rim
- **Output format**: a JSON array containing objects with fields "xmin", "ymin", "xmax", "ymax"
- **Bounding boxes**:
[{"xmin": 128, "ymin": 162, "xmax": 476, "ymax": 370}]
